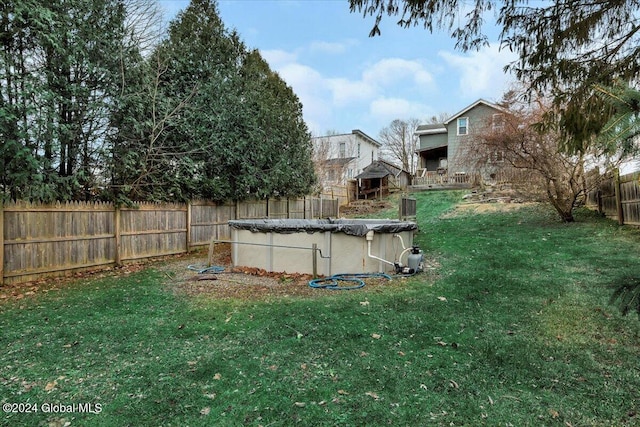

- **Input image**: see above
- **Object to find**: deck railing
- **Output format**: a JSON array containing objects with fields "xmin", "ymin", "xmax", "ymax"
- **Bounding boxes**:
[{"xmin": 412, "ymin": 170, "xmax": 470, "ymax": 186}]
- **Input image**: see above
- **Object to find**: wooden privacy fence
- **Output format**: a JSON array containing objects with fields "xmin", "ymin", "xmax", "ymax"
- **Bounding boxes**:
[
  {"xmin": 320, "ymin": 184, "xmax": 350, "ymax": 206},
  {"xmin": 0, "ymin": 196, "xmax": 339, "ymax": 285},
  {"xmin": 586, "ymin": 170, "xmax": 640, "ymax": 226}
]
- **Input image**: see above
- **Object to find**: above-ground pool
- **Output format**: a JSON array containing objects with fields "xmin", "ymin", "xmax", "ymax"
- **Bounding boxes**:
[{"xmin": 228, "ymin": 219, "xmax": 418, "ymax": 276}]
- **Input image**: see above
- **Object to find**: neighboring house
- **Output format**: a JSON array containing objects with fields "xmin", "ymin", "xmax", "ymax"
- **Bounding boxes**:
[
  {"xmin": 414, "ymin": 99, "xmax": 507, "ymax": 184},
  {"xmin": 312, "ymin": 129, "xmax": 381, "ymax": 188},
  {"xmin": 354, "ymin": 159, "xmax": 411, "ymax": 199}
]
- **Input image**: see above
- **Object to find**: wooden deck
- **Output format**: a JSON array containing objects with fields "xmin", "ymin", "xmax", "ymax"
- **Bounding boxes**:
[{"xmin": 410, "ymin": 170, "xmax": 473, "ymax": 190}]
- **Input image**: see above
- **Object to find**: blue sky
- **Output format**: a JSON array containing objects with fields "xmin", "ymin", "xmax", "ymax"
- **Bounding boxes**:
[{"xmin": 157, "ymin": 0, "xmax": 517, "ymax": 139}]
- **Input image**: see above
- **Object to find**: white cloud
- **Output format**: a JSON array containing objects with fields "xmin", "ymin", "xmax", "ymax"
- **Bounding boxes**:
[
  {"xmin": 326, "ymin": 78, "xmax": 376, "ymax": 106},
  {"xmin": 259, "ymin": 47, "xmax": 438, "ymax": 135},
  {"xmin": 438, "ymin": 44, "xmax": 517, "ymax": 100},
  {"xmin": 275, "ymin": 62, "xmax": 332, "ymax": 133},
  {"xmin": 261, "ymin": 49, "xmax": 299, "ymax": 67},
  {"xmin": 363, "ymin": 58, "xmax": 434, "ymax": 89},
  {"xmin": 369, "ymin": 97, "xmax": 434, "ymax": 122}
]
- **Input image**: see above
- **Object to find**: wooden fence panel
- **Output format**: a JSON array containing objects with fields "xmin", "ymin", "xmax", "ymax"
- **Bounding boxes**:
[
  {"xmin": 1, "ymin": 196, "xmax": 340, "ymax": 285},
  {"xmin": 586, "ymin": 171, "xmax": 640, "ymax": 225},
  {"xmin": 267, "ymin": 198, "xmax": 289, "ymax": 219},
  {"xmin": 620, "ymin": 172, "xmax": 640, "ymax": 226},
  {"xmin": 191, "ymin": 202, "xmax": 220, "ymax": 247},
  {"xmin": 321, "ymin": 185, "xmax": 350, "ymax": 206},
  {"xmin": 215, "ymin": 203, "xmax": 236, "ymax": 241},
  {"xmin": 288, "ymin": 198, "xmax": 306, "ymax": 219},
  {"xmin": 237, "ymin": 200, "xmax": 267, "ymax": 219},
  {"xmin": 599, "ymin": 176, "xmax": 618, "ymax": 219},
  {"xmin": 119, "ymin": 203, "xmax": 187, "ymax": 261},
  {"xmin": 2, "ymin": 201, "xmax": 115, "ymax": 284}
]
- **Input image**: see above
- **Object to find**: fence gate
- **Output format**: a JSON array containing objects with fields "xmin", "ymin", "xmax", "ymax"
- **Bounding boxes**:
[{"xmin": 399, "ymin": 197, "xmax": 417, "ymax": 221}]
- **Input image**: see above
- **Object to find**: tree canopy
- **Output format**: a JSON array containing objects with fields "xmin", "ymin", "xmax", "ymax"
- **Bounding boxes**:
[
  {"xmin": 350, "ymin": 0, "xmax": 640, "ymax": 153},
  {"xmin": 1, "ymin": 0, "xmax": 315, "ymax": 203}
]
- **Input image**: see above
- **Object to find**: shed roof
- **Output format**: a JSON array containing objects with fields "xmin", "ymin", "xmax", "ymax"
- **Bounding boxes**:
[
  {"xmin": 354, "ymin": 164, "xmax": 390, "ymax": 180},
  {"xmin": 354, "ymin": 159, "xmax": 407, "ymax": 180}
]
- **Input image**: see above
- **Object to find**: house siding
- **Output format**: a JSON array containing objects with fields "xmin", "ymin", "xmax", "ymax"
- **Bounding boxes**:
[
  {"xmin": 447, "ymin": 103, "xmax": 502, "ymax": 173},
  {"xmin": 419, "ymin": 132, "xmax": 447, "ymax": 150},
  {"xmin": 312, "ymin": 130, "xmax": 381, "ymax": 187}
]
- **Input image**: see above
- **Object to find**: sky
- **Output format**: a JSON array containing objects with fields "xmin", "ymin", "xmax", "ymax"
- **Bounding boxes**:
[{"xmin": 157, "ymin": 0, "xmax": 518, "ymax": 140}]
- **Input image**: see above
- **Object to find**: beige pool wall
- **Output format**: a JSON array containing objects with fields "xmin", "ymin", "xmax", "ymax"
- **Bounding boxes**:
[{"xmin": 231, "ymin": 227, "xmax": 415, "ymax": 276}]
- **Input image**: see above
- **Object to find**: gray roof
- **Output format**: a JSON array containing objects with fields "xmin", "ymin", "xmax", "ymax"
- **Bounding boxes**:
[
  {"xmin": 355, "ymin": 164, "xmax": 391, "ymax": 180},
  {"xmin": 415, "ymin": 123, "xmax": 447, "ymax": 135},
  {"xmin": 354, "ymin": 160, "xmax": 407, "ymax": 180},
  {"xmin": 443, "ymin": 98, "xmax": 506, "ymax": 124}
]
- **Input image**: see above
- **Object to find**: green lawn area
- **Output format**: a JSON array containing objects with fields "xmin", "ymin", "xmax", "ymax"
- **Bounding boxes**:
[{"xmin": 2, "ymin": 191, "xmax": 640, "ymax": 426}]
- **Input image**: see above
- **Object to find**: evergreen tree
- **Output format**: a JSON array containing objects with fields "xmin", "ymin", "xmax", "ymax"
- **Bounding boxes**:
[
  {"xmin": 0, "ymin": 0, "xmax": 130, "ymax": 202},
  {"xmin": 594, "ymin": 84, "xmax": 640, "ymax": 157},
  {"xmin": 110, "ymin": 0, "xmax": 315, "ymax": 202}
]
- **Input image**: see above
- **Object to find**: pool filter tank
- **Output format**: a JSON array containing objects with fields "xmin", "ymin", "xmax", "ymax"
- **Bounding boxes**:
[{"xmin": 407, "ymin": 246, "xmax": 424, "ymax": 273}]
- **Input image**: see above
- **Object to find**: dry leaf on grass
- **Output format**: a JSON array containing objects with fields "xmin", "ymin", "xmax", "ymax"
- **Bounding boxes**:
[{"xmin": 365, "ymin": 391, "xmax": 380, "ymax": 400}]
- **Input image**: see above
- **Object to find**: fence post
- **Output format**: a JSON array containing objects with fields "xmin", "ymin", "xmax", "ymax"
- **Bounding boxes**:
[
  {"xmin": 614, "ymin": 169, "xmax": 624, "ymax": 225},
  {"xmin": 596, "ymin": 189, "xmax": 603, "ymax": 214},
  {"xmin": 0, "ymin": 201, "xmax": 4, "ymax": 285},
  {"xmin": 186, "ymin": 201, "xmax": 192, "ymax": 253},
  {"xmin": 114, "ymin": 206, "xmax": 122, "ymax": 266}
]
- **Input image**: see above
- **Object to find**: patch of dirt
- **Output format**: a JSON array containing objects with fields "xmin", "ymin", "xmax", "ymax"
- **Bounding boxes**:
[
  {"xmin": 1, "ymin": 243, "xmax": 437, "ymax": 304},
  {"xmin": 340, "ymin": 200, "xmax": 393, "ymax": 216},
  {"xmin": 165, "ymin": 243, "xmax": 417, "ymax": 301}
]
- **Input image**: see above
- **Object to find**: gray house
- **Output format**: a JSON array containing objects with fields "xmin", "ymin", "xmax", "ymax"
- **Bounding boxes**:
[{"xmin": 415, "ymin": 99, "xmax": 507, "ymax": 185}]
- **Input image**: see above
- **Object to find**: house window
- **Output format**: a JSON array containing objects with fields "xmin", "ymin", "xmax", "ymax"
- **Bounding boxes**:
[
  {"xmin": 457, "ymin": 117, "xmax": 468, "ymax": 135},
  {"xmin": 492, "ymin": 114, "xmax": 505, "ymax": 132},
  {"xmin": 339, "ymin": 142, "xmax": 346, "ymax": 158}
]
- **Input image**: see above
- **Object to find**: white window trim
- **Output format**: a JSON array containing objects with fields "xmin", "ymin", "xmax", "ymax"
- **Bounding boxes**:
[{"xmin": 457, "ymin": 117, "xmax": 469, "ymax": 136}]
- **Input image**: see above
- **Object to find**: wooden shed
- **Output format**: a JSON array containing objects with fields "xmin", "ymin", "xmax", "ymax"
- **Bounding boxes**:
[{"xmin": 354, "ymin": 160, "xmax": 411, "ymax": 199}]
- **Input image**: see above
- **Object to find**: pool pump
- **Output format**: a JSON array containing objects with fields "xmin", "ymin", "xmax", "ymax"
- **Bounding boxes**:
[{"xmin": 395, "ymin": 246, "xmax": 424, "ymax": 275}]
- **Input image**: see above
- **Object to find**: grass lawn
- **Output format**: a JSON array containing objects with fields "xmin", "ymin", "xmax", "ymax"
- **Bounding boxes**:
[{"xmin": 2, "ymin": 191, "xmax": 640, "ymax": 426}]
